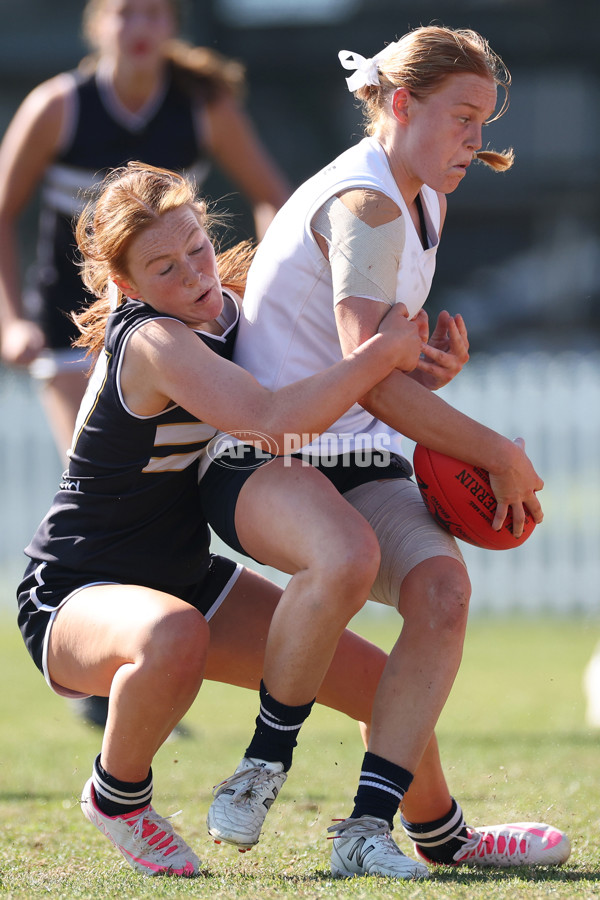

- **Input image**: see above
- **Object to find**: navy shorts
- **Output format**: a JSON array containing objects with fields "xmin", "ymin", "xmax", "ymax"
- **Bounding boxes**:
[
  {"xmin": 199, "ymin": 446, "xmax": 413, "ymax": 557},
  {"xmin": 17, "ymin": 554, "xmax": 240, "ymax": 685}
]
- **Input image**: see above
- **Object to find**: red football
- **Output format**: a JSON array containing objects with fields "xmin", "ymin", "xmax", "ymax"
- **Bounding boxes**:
[{"xmin": 412, "ymin": 443, "xmax": 536, "ymax": 551}]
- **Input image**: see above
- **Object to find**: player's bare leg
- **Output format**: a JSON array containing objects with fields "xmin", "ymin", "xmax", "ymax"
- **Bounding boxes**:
[
  {"xmin": 366, "ymin": 556, "xmax": 470, "ymax": 771},
  {"xmin": 205, "ymin": 459, "xmax": 382, "ymax": 849},
  {"xmin": 48, "ymin": 584, "xmax": 208, "ymax": 776},
  {"xmin": 209, "ymin": 567, "xmax": 569, "ymax": 866},
  {"xmin": 48, "ymin": 584, "xmax": 206, "ymax": 874},
  {"xmin": 231, "ymin": 458, "xmax": 381, "ymax": 706}
]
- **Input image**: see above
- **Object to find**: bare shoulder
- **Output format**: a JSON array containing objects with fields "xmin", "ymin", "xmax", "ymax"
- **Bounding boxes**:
[
  {"xmin": 19, "ymin": 73, "xmax": 73, "ymax": 124},
  {"xmin": 124, "ymin": 316, "xmax": 199, "ymax": 383},
  {"xmin": 338, "ymin": 188, "xmax": 401, "ymax": 227},
  {"xmin": 0, "ymin": 73, "xmax": 76, "ymax": 195},
  {"xmin": 121, "ymin": 318, "xmax": 192, "ymax": 414},
  {"xmin": 133, "ymin": 315, "xmax": 191, "ymax": 348}
]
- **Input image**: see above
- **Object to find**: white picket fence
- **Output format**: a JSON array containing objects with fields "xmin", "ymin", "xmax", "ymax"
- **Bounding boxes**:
[
  {"xmin": 432, "ymin": 352, "xmax": 600, "ymax": 615},
  {"xmin": 1, "ymin": 353, "xmax": 599, "ymax": 615}
]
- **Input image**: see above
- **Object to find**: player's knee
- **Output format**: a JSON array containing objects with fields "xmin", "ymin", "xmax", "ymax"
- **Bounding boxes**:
[
  {"xmin": 440, "ymin": 585, "xmax": 470, "ymax": 635},
  {"xmin": 403, "ymin": 560, "xmax": 471, "ymax": 635},
  {"xmin": 321, "ymin": 519, "xmax": 381, "ymax": 607},
  {"xmin": 146, "ymin": 605, "xmax": 209, "ymax": 679},
  {"xmin": 429, "ymin": 569, "xmax": 471, "ymax": 634}
]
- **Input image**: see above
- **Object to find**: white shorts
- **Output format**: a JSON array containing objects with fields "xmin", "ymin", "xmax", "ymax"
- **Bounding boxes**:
[{"xmin": 343, "ymin": 478, "xmax": 466, "ymax": 609}]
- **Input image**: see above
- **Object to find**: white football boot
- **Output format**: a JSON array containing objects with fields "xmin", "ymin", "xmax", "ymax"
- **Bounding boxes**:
[
  {"xmin": 81, "ymin": 778, "xmax": 199, "ymax": 876},
  {"xmin": 415, "ymin": 822, "xmax": 571, "ymax": 867},
  {"xmin": 329, "ymin": 815, "xmax": 429, "ymax": 879},
  {"xmin": 207, "ymin": 757, "xmax": 287, "ymax": 850}
]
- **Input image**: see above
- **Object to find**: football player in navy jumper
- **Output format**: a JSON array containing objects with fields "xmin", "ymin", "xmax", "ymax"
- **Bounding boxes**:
[{"xmin": 16, "ymin": 161, "xmax": 424, "ymax": 876}]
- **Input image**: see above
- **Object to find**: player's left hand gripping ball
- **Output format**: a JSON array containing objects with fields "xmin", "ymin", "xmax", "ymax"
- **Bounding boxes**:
[{"xmin": 413, "ymin": 444, "xmax": 536, "ymax": 550}]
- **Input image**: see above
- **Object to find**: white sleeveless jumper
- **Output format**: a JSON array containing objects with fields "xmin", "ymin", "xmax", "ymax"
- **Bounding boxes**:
[{"xmin": 235, "ymin": 136, "xmax": 441, "ymax": 457}]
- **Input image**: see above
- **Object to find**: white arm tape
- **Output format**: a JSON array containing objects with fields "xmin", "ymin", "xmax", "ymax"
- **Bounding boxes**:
[{"xmin": 312, "ymin": 195, "xmax": 405, "ymax": 307}]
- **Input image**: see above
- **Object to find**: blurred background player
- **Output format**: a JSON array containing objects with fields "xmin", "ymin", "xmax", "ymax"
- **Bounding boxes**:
[
  {"xmin": 0, "ymin": 0, "xmax": 290, "ymax": 465},
  {"xmin": 0, "ymin": 0, "xmax": 290, "ymax": 726}
]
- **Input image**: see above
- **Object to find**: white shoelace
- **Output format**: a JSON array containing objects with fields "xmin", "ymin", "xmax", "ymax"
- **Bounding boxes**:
[
  {"xmin": 212, "ymin": 765, "xmax": 278, "ymax": 806},
  {"xmin": 327, "ymin": 815, "xmax": 391, "ymax": 840},
  {"xmin": 454, "ymin": 828, "xmax": 531, "ymax": 864},
  {"xmin": 129, "ymin": 807, "xmax": 183, "ymax": 853}
]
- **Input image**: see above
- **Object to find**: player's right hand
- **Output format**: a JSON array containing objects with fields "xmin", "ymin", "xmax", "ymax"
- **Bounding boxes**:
[
  {"xmin": 377, "ymin": 302, "xmax": 424, "ymax": 373},
  {"xmin": 1, "ymin": 318, "xmax": 46, "ymax": 366}
]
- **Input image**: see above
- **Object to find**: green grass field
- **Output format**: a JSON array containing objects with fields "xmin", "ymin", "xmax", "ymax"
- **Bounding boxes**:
[{"xmin": 0, "ymin": 610, "xmax": 599, "ymax": 899}]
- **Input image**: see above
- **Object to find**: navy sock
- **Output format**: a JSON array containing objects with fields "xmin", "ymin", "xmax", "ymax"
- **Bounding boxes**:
[
  {"xmin": 92, "ymin": 754, "xmax": 153, "ymax": 818},
  {"xmin": 350, "ymin": 751, "xmax": 413, "ymax": 828},
  {"xmin": 244, "ymin": 680, "xmax": 315, "ymax": 772},
  {"xmin": 401, "ymin": 797, "xmax": 469, "ymax": 863}
]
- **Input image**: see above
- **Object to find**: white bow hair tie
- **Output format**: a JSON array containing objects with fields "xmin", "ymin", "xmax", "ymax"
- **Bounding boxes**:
[{"xmin": 338, "ymin": 41, "xmax": 400, "ymax": 92}]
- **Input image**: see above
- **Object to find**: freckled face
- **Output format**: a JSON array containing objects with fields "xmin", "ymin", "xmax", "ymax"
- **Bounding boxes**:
[
  {"xmin": 400, "ymin": 73, "xmax": 499, "ymax": 193},
  {"xmin": 119, "ymin": 206, "xmax": 224, "ymax": 328}
]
